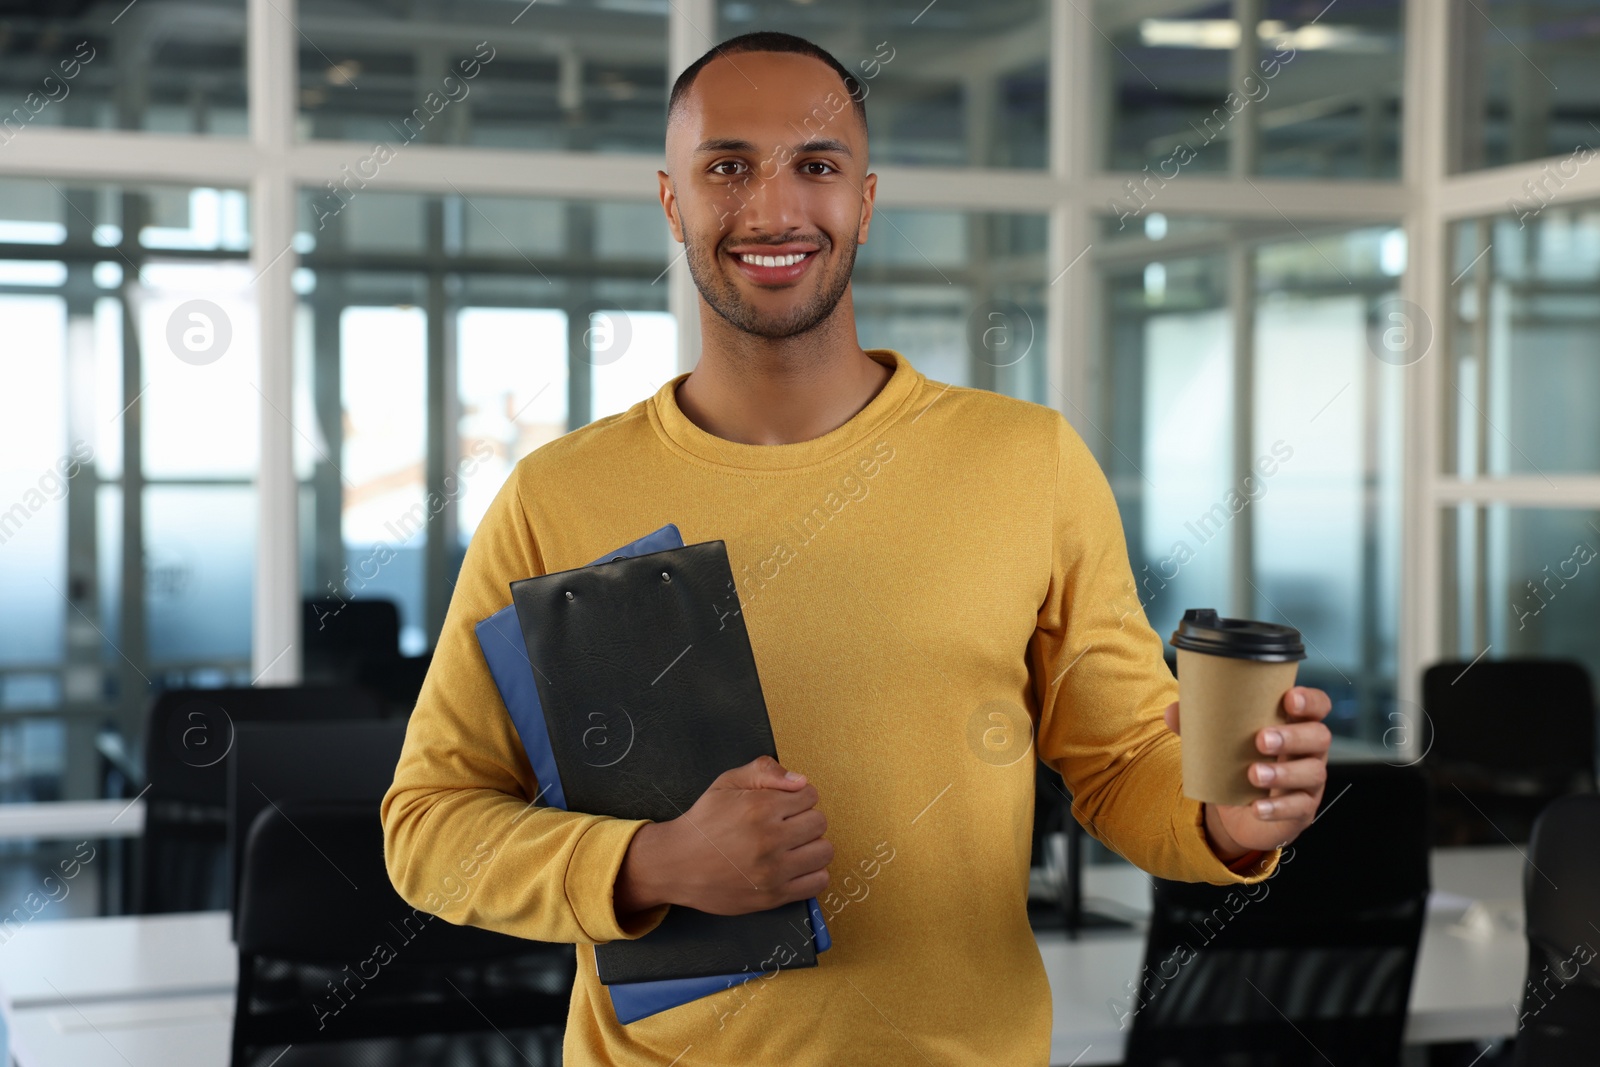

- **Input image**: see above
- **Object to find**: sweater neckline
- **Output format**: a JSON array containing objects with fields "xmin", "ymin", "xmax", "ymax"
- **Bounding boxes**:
[{"xmin": 646, "ymin": 349, "xmax": 924, "ymax": 473}]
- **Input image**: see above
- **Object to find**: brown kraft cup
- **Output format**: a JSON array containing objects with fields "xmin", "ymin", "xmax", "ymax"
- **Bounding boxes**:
[{"xmin": 1169, "ymin": 608, "xmax": 1307, "ymax": 807}]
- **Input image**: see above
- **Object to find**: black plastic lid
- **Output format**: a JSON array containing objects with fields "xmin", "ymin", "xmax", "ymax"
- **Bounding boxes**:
[{"xmin": 1169, "ymin": 608, "xmax": 1306, "ymax": 663}]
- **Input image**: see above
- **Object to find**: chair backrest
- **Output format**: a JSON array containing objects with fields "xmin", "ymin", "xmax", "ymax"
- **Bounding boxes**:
[
  {"xmin": 302, "ymin": 597, "xmax": 401, "ymax": 683},
  {"xmin": 1420, "ymin": 658, "xmax": 1597, "ymax": 844},
  {"xmin": 137, "ymin": 684, "xmax": 385, "ymax": 914},
  {"xmin": 146, "ymin": 685, "xmax": 386, "ymax": 804},
  {"xmin": 302, "ymin": 598, "xmax": 434, "ymax": 715},
  {"xmin": 1123, "ymin": 762, "xmax": 1431, "ymax": 1067},
  {"xmin": 233, "ymin": 801, "xmax": 570, "ymax": 1065},
  {"xmin": 226, "ymin": 719, "xmax": 408, "ymax": 924},
  {"xmin": 1421, "ymin": 658, "xmax": 1595, "ymax": 776},
  {"xmin": 358, "ymin": 649, "xmax": 433, "ymax": 716},
  {"xmin": 1513, "ymin": 795, "xmax": 1600, "ymax": 1067}
]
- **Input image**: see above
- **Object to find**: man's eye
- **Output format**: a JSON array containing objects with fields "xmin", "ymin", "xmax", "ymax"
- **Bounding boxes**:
[
  {"xmin": 803, "ymin": 161, "xmax": 836, "ymax": 175},
  {"xmin": 712, "ymin": 161, "xmax": 746, "ymax": 176}
]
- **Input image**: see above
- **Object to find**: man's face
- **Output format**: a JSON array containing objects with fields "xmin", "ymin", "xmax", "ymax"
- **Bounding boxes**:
[{"xmin": 660, "ymin": 51, "xmax": 875, "ymax": 341}]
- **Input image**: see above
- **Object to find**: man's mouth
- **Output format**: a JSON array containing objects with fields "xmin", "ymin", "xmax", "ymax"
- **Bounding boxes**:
[{"xmin": 725, "ymin": 247, "xmax": 821, "ymax": 285}]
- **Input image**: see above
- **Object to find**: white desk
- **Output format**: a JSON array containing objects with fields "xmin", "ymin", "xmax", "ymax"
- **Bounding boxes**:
[
  {"xmin": 7, "ymin": 995, "xmax": 232, "ymax": 1067},
  {"xmin": 0, "ymin": 851, "xmax": 1527, "ymax": 1067},
  {"xmin": 1407, "ymin": 846, "xmax": 1526, "ymax": 1045},
  {"xmin": 0, "ymin": 800, "xmax": 145, "ymax": 841},
  {"xmin": 0, "ymin": 912, "xmax": 234, "ymax": 1015},
  {"xmin": 0, "ymin": 913, "xmax": 235, "ymax": 1067}
]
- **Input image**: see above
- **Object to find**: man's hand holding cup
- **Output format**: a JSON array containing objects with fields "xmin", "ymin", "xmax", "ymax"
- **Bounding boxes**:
[{"xmin": 1162, "ymin": 609, "xmax": 1333, "ymax": 862}]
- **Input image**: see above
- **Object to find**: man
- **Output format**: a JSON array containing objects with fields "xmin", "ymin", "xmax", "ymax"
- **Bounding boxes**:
[{"xmin": 382, "ymin": 30, "xmax": 1333, "ymax": 1065}]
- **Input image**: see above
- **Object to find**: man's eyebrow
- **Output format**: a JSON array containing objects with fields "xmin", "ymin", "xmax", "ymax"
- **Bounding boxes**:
[
  {"xmin": 692, "ymin": 137, "xmax": 759, "ymax": 155},
  {"xmin": 692, "ymin": 137, "xmax": 853, "ymax": 158},
  {"xmin": 795, "ymin": 138, "xmax": 853, "ymax": 158}
]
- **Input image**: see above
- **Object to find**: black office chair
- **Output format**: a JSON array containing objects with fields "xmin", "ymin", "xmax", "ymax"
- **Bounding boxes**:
[
  {"xmin": 1123, "ymin": 762, "xmax": 1431, "ymax": 1067},
  {"xmin": 303, "ymin": 596, "xmax": 432, "ymax": 715},
  {"xmin": 1421, "ymin": 659, "xmax": 1596, "ymax": 846},
  {"xmin": 1512, "ymin": 795, "xmax": 1600, "ymax": 1066},
  {"xmin": 233, "ymin": 801, "xmax": 572, "ymax": 1067},
  {"xmin": 302, "ymin": 597, "xmax": 402, "ymax": 681},
  {"xmin": 359, "ymin": 648, "xmax": 433, "ymax": 714},
  {"xmin": 137, "ymin": 684, "xmax": 384, "ymax": 914},
  {"xmin": 226, "ymin": 719, "xmax": 409, "ymax": 923}
]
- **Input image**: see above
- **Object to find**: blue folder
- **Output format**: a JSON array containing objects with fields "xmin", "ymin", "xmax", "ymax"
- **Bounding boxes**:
[{"xmin": 475, "ymin": 524, "xmax": 830, "ymax": 1024}]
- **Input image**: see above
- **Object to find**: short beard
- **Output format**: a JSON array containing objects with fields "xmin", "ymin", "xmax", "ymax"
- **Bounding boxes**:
[{"xmin": 686, "ymin": 234, "xmax": 856, "ymax": 340}]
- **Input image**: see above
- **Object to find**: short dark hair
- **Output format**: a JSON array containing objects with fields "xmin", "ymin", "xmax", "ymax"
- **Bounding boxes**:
[{"xmin": 667, "ymin": 31, "xmax": 868, "ymax": 136}]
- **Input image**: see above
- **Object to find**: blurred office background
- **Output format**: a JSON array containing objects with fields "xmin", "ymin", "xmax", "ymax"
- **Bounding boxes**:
[
  {"xmin": 0, "ymin": 0, "xmax": 1597, "ymax": 960},
  {"xmin": 2, "ymin": 1, "xmax": 1600, "ymax": 1065}
]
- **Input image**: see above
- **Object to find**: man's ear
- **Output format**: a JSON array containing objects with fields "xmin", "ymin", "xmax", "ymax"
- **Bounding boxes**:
[
  {"xmin": 857, "ymin": 171, "xmax": 877, "ymax": 245},
  {"xmin": 658, "ymin": 171, "xmax": 685, "ymax": 243}
]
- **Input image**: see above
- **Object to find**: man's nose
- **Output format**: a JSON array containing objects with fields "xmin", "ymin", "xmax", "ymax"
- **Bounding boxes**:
[{"xmin": 730, "ymin": 164, "xmax": 805, "ymax": 234}]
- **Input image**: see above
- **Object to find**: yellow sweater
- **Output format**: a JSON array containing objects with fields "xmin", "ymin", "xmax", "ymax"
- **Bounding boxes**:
[{"xmin": 381, "ymin": 347, "xmax": 1280, "ymax": 1065}]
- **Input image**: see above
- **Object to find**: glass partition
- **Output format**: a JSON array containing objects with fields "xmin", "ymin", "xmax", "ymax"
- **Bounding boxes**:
[
  {"xmin": 1443, "ymin": 505, "xmax": 1600, "ymax": 687},
  {"xmin": 854, "ymin": 209, "xmax": 1049, "ymax": 403},
  {"xmin": 294, "ymin": 187, "xmax": 677, "ymax": 643},
  {"xmin": 718, "ymin": 0, "xmax": 1049, "ymax": 169},
  {"xmin": 1448, "ymin": 202, "xmax": 1600, "ymax": 480},
  {"xmin": 0, "ymin": 177, "xmax": 255, "ymax": 806},
  {"xmin": 296, "ymin": 0, "xmax": 670, "ymax": 153},
  {"xmin": 1097, "ymin": 214, "xmax": 1404, "ymax": 740},
  {"xmin": 0, "ymin": 0, "xmax": 246, "ymax": 136},
  {"xmin": 1103, "ymin": 0, "xmax": 1402, "ymax": 178},
  {"xmin": 1452, "ymin": 0, "xmax": 1600, "ymax": 172}
]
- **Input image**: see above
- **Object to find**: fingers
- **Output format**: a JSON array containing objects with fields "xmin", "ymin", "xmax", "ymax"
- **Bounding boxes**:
[
  {"xmin": 1280, "ymin": 686, "xmax": 1332, "ymax": 721},
  {"xmin": 760, "ymin": 755, "xmax": 809, "ymax": 787},
  {"xmin": 1246, "ymin": 790, "xmax": 1320, "ymax": 822},
  {"xmin": 1163, "ymin": 701, "xmax": 1180, "ymax": 735},
  {"xmin": 721, "ymin": 755, "xmax": 810, "ymax": 791},
  {"xmin": 1225, "ymin": 696, "xmax": 1332, "ymax": 828},
  {"xmin": 765, "ymin": 782, "xmax": 821, "ymax": 819},
  {"xmin": 1256, "ymin": 720, "xmax": 1331, "ymax": 758},
  {"xmin": 1249, "ymin": 756, "xmax": 1326, "ymax": 793},
  {"xmin": 777, "ymin": 806, "xmax": 827, "ymax": 848},
  {"xmin": 778, "ymin": 865, "xmax": 831, "ymax": 901},
  {"xmin": 780, "ymin": 837, "xmax": 834, "ymax": 880}
]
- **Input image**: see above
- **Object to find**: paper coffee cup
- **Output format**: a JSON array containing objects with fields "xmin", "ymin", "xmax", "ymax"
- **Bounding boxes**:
[{"xmin": 1169, "ymin": 608, "xmax": 1306, "ymax": 807}]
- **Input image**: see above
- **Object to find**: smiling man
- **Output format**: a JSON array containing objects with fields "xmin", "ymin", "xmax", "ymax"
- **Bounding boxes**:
[{"xmin": 382, "ymin": 30, "xmax": 1334, "ymax": 1066}]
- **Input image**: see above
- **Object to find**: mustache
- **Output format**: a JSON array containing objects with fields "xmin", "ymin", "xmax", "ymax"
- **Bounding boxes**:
[{"xmin": 720, "ymin": 239, "xmax": 829, "ymax": 253}]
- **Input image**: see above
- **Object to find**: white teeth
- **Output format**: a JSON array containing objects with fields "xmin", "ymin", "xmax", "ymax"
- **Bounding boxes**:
[{"xmin": 738, "ymin": 252, "xmax": 808, "ymax": 267}]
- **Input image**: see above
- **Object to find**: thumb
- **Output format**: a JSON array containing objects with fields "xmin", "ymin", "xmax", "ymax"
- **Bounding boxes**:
[
  {"xmin": 1163, "ymin": 701, "xmax": 1180, "ymax": 736},
  {"xmin": 720, "ymin": 754, "xmax": 807, "ymax": 790}
]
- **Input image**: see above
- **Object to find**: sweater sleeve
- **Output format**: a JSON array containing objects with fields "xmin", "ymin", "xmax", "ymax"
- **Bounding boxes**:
[
  {"xmin": 380, "ymin": 466, "xmax": 672, "ymax": 943},
  {"xmin": 1027, "ymin": 414, "xmax": 1280, "ymax": 886}
]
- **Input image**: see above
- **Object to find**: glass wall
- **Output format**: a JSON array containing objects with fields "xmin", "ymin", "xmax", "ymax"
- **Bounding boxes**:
[
  {"xmin": 295, "ymin": 0, "xmax": 670, "ymax": 152},
  {"xmin": 0, "ymin": 177, "xmax": 254, "ymax": 803},
  {"xmin": 1447, "ymin": 202, "xmax": 1600, "ymax": 480},
  {"xmin": 1442, "ymin": 198, "xmax": 1600, "ymax": 702},
  {"xmin": 0, "ymin": 0, "xmax": 246, "ymax": 136},
  {"xmin": 1442, "ymin": 505, "xmax": 1600, "ymax": 687},
  {"xmin": 1097, "ymin": 214, "xmax": 1405, "ymax": 740},
  {"xmin": 293, "ymin": 189, "xmax": 678, "ymax": 648},
  {"xmin": 717, "ymin": 0, "xmax": 1049, "ymax": 169},
  {"xmin": 1099, "ymin": 217, "xmax": 1234, "ymax": 628},
  {"xmin": 1452, "ymin": 0, "xmax": 1600, "ymax": 172},
  {"xmin": 853, "ymin": 209, "xmax": 1049, "ymax": 403},
  {"xmin": 1252, "ymin": 224, "xmax": 1406, "ymax": 735},
  {"xmin": 1103, "ymin": 0, "xmax": 1403, "ymax": 178}
]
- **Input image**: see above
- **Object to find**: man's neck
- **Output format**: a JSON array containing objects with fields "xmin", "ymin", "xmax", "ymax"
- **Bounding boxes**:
[{"xmin": 675, "ymin": 295, "xmax": 893, "ymax": 447}]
